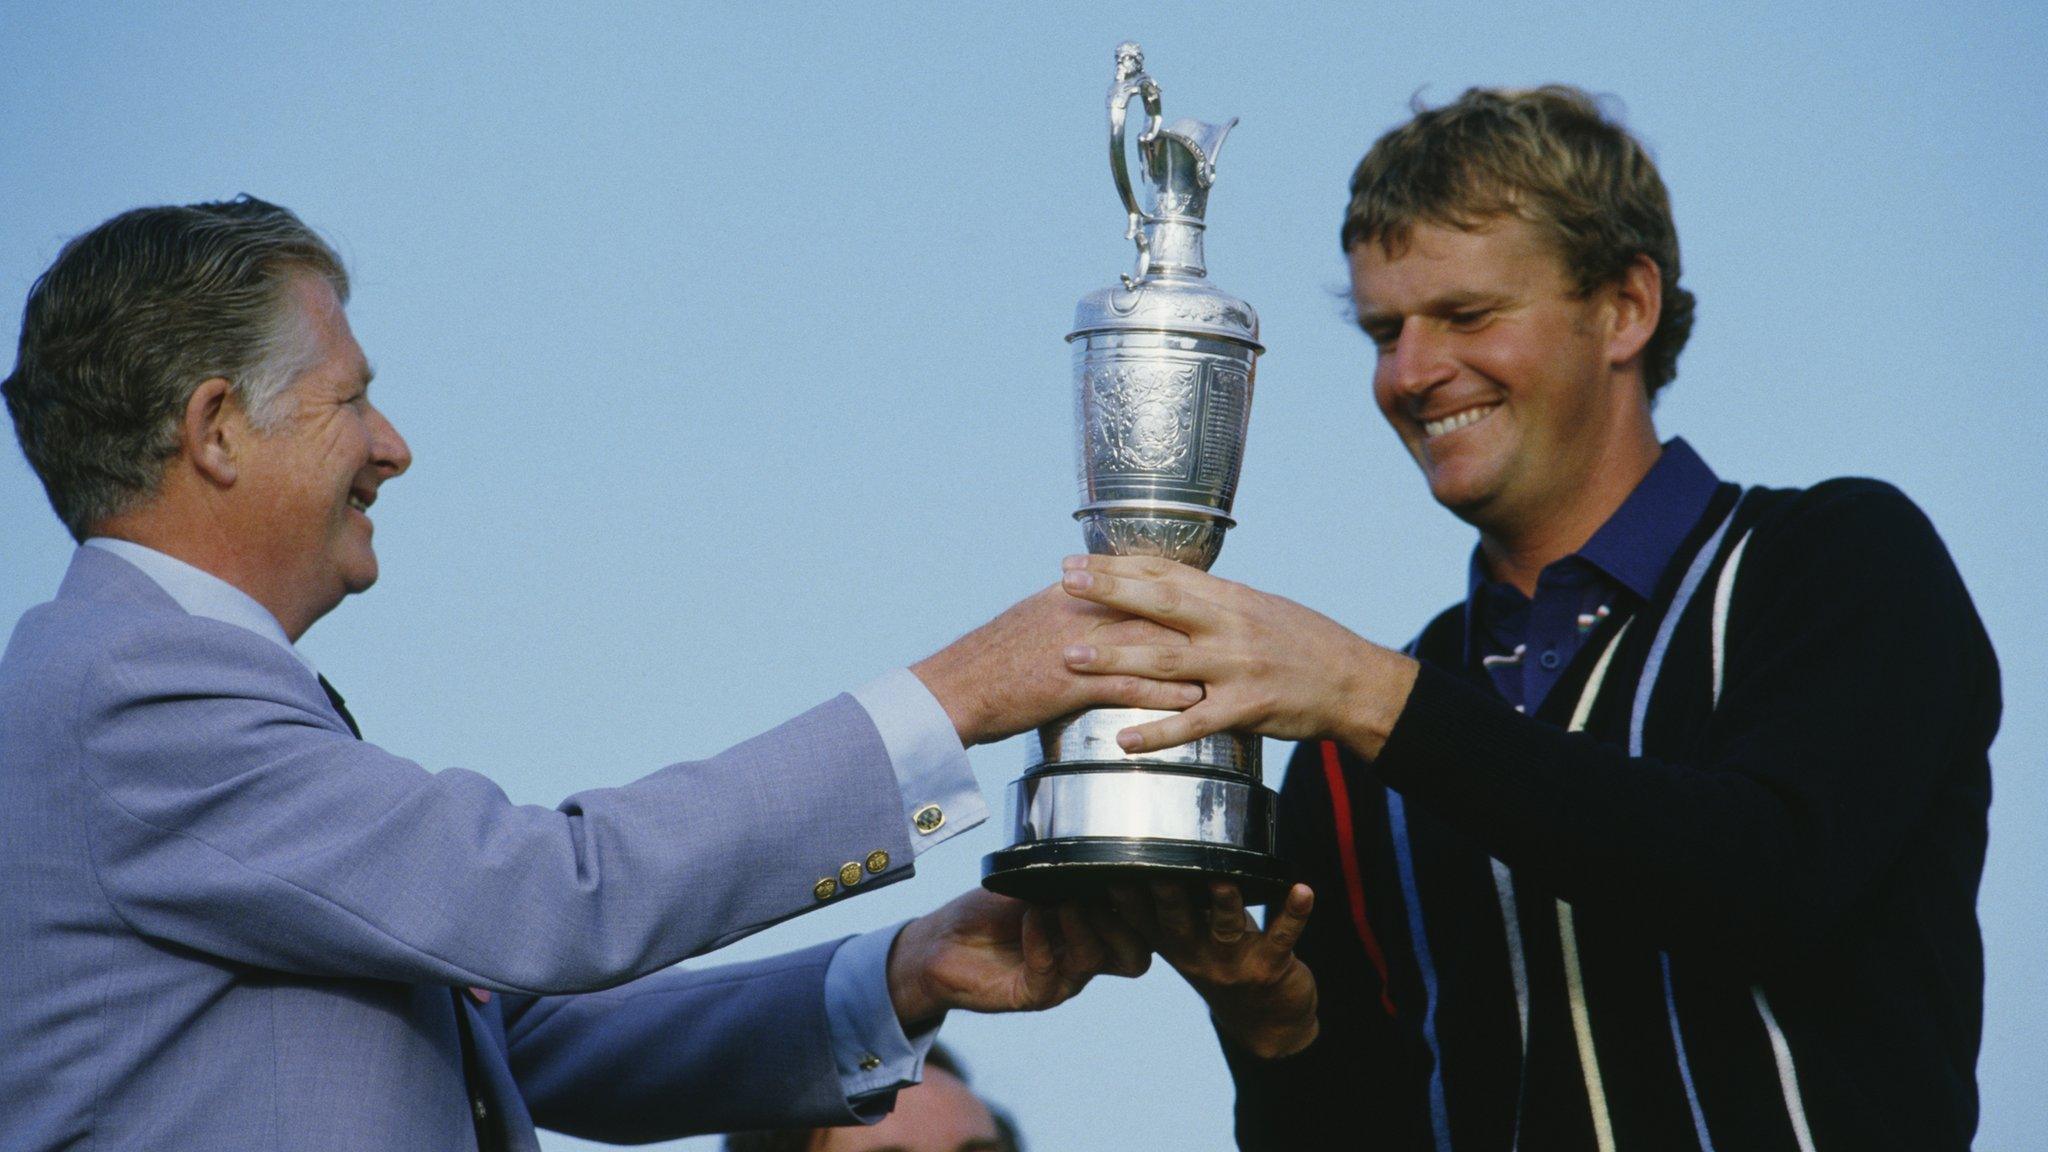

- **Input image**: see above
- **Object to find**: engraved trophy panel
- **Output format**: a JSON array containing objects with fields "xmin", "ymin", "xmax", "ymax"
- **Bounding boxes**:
[
  {"xmin": 983, "ymin": 42, "xmax": 1290, "ymax": 905},
  {"xmin": 1081, "ymin": 356, "xmax": 1201, "ymax": 485}
]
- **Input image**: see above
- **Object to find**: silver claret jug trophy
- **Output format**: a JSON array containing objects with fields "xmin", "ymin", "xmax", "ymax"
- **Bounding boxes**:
[{"xmin": 981, "ymin": 43, "xmax": 1291, "ymax": 904}]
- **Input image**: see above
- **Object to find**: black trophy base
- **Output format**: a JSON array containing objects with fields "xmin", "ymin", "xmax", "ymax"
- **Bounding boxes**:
[{"xmin": 981, "ymin": 838, "xmax": 1294, "ymax": 906}]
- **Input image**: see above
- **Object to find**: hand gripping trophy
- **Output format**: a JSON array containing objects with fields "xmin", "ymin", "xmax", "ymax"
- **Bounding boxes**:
[{"xmin": 982, "ymin": 43, "xmax": 1290, "ymax": 903}]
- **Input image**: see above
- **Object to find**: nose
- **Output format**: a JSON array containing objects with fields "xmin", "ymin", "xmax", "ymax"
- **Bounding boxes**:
[
  {"xmin": 367, "ymin": 402, "xmax": 412, "ymax": 480},
  {"xmin": 1379, "ymin": 318, "xmax": 1457, "ymax": 401}
]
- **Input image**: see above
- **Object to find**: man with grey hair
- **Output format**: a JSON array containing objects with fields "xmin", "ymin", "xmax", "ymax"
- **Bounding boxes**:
[{"xmin": 0, "ymin": 196, "xmax": 1174, "ymax": 1151}]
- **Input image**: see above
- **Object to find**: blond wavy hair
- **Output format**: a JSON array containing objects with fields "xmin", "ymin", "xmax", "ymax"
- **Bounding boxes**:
[{"xmin": 1342, "ymin": 85, "xmax": 1695, "ymax": 397}]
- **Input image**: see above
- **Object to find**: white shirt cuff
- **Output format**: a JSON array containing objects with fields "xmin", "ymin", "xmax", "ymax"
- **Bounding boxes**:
[
  {"xmin": 850, "ymin": 668, "xmax": 986, "ymax": 855},
  {"xmin": 823, "ymin": 922, "xmax": 943, "ymax": 1104}
]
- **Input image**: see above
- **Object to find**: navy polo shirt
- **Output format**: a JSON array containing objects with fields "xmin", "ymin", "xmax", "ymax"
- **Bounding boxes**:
[{"xmin": 1465, "ymin": 438, "xmax": 1720, "ymax": 713}]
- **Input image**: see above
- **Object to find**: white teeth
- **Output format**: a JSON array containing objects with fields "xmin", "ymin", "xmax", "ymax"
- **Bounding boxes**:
[
  {"xmin": 348, "ymin": 496, "xmax": 369, "ymax": 512},
  {"xmin": 1423, "ymin": 404, "xmax": 1500, "ymax": 439}
]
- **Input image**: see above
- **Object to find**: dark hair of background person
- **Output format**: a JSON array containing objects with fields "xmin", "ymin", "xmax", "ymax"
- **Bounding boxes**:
[
  {"xmin": 2, "ymin": 195, "xmax": 347, "ymax": 541},
  {"xmin": 722, "ymin": 1044, "xmax": 1024, "ymax": 1152},
  {"xmin": 1341, "ymin": 84, "xmax": 1695, "ymax": 399}
]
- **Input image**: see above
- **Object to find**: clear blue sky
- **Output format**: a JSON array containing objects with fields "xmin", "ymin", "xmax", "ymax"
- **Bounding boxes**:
[{"xmin": 4, "ymin": 3, "xmax": 2043, "ymax": 1148}]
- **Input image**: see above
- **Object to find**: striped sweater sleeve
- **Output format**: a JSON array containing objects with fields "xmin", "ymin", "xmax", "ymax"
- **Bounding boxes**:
[{"xmin": 1367, "ymin": 480, "xmax": 1998, "ymax": 975}]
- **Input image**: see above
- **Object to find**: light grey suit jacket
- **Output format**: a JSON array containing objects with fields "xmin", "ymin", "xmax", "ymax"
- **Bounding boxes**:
[{"xmin": 0, "ymin": 546, "xmax": 919, "ymax": 1150}]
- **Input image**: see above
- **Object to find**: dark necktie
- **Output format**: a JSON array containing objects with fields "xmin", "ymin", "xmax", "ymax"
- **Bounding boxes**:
[
  {"xmin": 317, "ymin": 674, "xmax": 362, "ymax": 740},
  {"xmin": 315, "ymin": 673, "xmax": 502, "ymax": 1152}
]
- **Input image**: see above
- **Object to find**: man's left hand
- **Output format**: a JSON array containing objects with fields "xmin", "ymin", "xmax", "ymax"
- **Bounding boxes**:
[
  {"xmin": 1056, "ymin": 555, "xmax": 1420, "ymax": 758},
  {"xmin": 886, "ymin": 888, "xmax": 1151, "ymax": 1033}
]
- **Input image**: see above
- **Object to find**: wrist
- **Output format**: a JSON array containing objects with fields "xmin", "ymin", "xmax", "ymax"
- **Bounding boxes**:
[
  {"xmin": 885, "ymin": 915, "xmax": 946, "ymax": 1032},
  {"xmin": 1334, "ymin": 643, "xmax": 1418, "ymax": 762},
  {"xmin": 908, "ymin": 656, "xmax": 986, "ymax": 747},
  {"xmin": 1206, "ymin": 978, "xmax": 1319, "ymax": 1060}
]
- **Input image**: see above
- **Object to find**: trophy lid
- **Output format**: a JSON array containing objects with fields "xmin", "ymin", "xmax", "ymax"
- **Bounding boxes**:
[
  {"xmin": 1072, "ymin": 42, "xmax": 1260, "ymax": 350},
  {"xmin": 1069, "ymin": 278, "xmax": 1260, "ymax": 349}
]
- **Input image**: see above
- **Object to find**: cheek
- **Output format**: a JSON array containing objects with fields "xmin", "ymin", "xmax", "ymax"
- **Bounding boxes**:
[
  {"xmin": 1458, "ymin": 329, "xmax": 1526, "ymax": 385},
  {"xmin": 321, "ymin": 422, "xmax": 370, "ymax": 480},
  {"xmin": 1369, "ymin": 361, "xmax": 1404, "ymax": 425}
]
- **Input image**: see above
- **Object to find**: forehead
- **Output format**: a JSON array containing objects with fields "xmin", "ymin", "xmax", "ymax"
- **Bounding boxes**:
[
  {"xmin": 285, "ymin": 272, "xmax": 371, "ymax": 387},
  {"xmin": 1347, "ymin": 217, "xmax": 1568, "ymax": 312}
]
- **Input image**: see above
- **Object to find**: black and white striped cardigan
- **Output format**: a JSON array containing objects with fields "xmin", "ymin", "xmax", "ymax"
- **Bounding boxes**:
[{"xmin": 1226, "ymin": 478, "xmax": 1999, "ymax": 1152}]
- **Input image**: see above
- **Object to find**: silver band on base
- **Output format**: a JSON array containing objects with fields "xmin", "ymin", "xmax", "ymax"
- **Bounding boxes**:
[
  {"xmin": 1009, "ymin": 768, "xmax": 1269, "ymax": 846},
  {"xmin": 981, "ymin": 767, "xmax": 1289, "ymax": 905}
]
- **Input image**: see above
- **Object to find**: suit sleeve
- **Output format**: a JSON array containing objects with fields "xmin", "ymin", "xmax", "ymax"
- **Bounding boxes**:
[
  {"xmin": 1370, "ymin": 481, "xmax": 2000, "ymax": 974},
  {"xmin": 74, "ymin": 616, "xmax": 918, "ymax": 994},
  {"xmin": 1220, "ymin": 742, "xmax": 1429, "ymax": 1151},
  {"xmin": 501, "ymin": 938, "xmax": 871, "ymax": 1141}
]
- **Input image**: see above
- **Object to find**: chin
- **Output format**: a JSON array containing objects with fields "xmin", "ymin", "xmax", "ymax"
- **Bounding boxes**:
[
  {"xmin": 340, "ymin": 554, "xmax": 381, "ymax": 595},
  {"xmin": 1423, "ymin": 462, "xmax": 1503, "ymax": 518}
]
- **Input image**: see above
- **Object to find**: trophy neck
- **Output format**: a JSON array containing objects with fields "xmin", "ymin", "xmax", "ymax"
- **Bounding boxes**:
[
  {"xmin": 1138, "ymin": 216, "xmax": 1207, "ymax": 279},
  {"xmin": 1137, "ymin": 135, "xmax": 1217, "ymax": 279}
]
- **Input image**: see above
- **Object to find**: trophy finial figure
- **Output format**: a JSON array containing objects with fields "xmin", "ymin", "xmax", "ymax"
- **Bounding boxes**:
[{"xmin": 1113, "ymin": 40, "xmax": 1144, "ymax": 82}]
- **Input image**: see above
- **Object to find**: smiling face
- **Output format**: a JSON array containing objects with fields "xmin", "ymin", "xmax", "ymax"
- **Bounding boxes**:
[
  {"xmin": 1350, "ymin": 216, "xmax": 1659, "ymax": 557},
  {"xmin": 230, "ymin": 273, "xmax": 411, "ymax": 637}
]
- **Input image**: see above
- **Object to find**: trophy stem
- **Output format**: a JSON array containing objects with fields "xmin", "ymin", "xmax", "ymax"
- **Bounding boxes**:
[{"xmin": 1138, "ymin": 217, "xmax": 1207, "ymax": 278}]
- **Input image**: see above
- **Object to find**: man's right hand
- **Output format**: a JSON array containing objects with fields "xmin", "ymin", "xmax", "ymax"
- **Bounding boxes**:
[
  {"xmin": 911, "ymin": 583, "xmax": 1201, "ymax": 747},
  {"xmin": 1109, "ymin": 880, "xmax": 1320, "ymax": 1060}
]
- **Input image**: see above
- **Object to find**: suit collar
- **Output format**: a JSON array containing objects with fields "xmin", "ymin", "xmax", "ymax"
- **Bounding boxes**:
[
  {"xmin": 64, "ymin": 541, "xmax": 318, "ymax": 675},
  {"xmin": 57, "ymin": 541, "xmax": 184, "ymax": 612}
]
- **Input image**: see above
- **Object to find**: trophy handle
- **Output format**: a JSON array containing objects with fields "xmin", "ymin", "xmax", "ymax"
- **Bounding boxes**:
[{"xmin": 1108, "ymin": 42, "xmax": 1163, "ymax": 287}]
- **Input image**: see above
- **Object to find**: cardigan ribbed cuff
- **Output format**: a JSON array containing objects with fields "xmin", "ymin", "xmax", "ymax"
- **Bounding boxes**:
[{"xmin": 1371, "ymin": 661, "xmax": 1568, "ymax": 821}]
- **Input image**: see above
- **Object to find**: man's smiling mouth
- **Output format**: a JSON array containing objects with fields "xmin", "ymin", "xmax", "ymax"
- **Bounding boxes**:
[{"xmin": 1422, "ymin": 402, "xmax": 1501, "ymax": 439}]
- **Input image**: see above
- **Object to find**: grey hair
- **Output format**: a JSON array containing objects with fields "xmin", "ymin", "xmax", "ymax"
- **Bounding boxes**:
[{"xmin": 2, "ymin": 196, "xmax": 348, "ymax": 541}]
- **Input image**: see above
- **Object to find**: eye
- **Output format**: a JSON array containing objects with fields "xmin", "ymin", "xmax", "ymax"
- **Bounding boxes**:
[
  {"xmin": 1447, "ymin": 309, "xmax": 1492, "ymax": 331},
  {"xmin": 1360, "ymin": 323, "xmax": 1399, "ymax": 353}
]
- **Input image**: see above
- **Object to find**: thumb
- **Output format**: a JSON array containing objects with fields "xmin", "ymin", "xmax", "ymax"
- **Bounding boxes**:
[{"xmin": 1021, "ymin": 905, "xmax": 1059, "ymax": 977}]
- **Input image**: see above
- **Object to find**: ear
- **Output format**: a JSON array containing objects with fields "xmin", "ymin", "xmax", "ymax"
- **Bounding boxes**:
[
  {"xmin": 1606, "ymin": 253, "xmax": 1662, "ymax": 369},
  {"xmin": 181, "ymin": 377, "xmax": 241, "ymax": 488}
]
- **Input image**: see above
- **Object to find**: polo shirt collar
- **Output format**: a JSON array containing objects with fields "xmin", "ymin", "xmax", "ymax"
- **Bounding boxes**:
[
  {"xmin": 1574, "ymin": 437, "xmax": 1721, "ymax": 601},
  {"xmin": 1462, "ymin": 436, "xmax": 1720, "ymax": 651}
]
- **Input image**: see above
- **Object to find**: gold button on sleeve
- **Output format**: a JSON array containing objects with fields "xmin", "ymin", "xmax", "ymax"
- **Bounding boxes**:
[
  {"xmin": 858, "ymin": 1053, "xmax": 882, "ymax": 1071},
  {"xmin": 912, "ymin": 804, "xmax": 945, "ymax": 835},
  {"xmin": 838, "ymin": 861, "xmax": 863, "ymax": 888},
  {"xmin": 812, "ymin": 877, "xmax": 838, "ymax": 902},
  {"xmin": 864, "ymin": 850, "xmax": 890, "ymax": 874}
]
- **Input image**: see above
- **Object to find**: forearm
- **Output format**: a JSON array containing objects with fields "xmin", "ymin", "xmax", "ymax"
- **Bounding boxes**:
[
  {"xmin": 1221, "ymin": 1020, "xmax": 1432, "ymax": 1150},
  {"xmin": 1369, "ymin": 662, "xmax": 1962, "ymax": 969},
  {"xmin": 507, "ymin": 941, "xmax": 858, "ymax": 1141},
  {"xmin": 86, "ymin": 627, "xmax": 918, "ymax": 993}
]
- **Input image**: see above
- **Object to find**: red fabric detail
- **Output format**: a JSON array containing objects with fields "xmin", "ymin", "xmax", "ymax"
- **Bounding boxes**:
[
  {"xmin": 1321, "ymin": 740, "xmax": 1398, "ymax": 1018},
  {"xmin": 466, "ymin": 987, "xmax": 493, "ymax": 1005}
]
